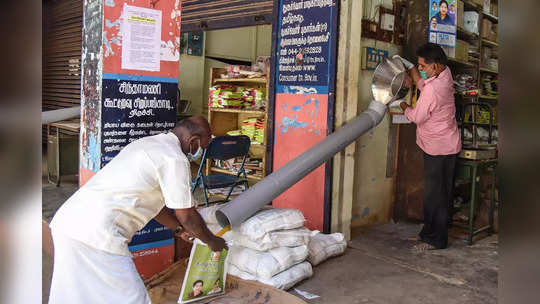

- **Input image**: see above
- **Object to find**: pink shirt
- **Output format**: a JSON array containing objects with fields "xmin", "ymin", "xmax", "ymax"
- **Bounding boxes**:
[{"xmin": 404, "ymin": 67, "xmax": 461, "ymax": 156}]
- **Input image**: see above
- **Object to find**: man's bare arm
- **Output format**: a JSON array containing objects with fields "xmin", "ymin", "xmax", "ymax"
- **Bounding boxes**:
[
  {"xmin": 153, "ymin": 206, "xmax": 180, "ymax": 231},
  {"xmin": 175, "ymin": 207, "xmax": 226, "ymax": 252}
]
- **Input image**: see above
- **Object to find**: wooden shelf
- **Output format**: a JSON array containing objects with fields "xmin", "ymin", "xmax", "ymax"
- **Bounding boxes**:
[
  {"xmin": 209, "ymin": 107, "xmax": 266, "ymax": 115},
  {"xmin": 457, "ymin": 27, "xmax": 479, "ymax": 39},
  {"xmin": 480, "ymin": 67, "xmax": 498, "ymax": 74},
  {"xmin": 208, "ymin": 67, "xmax": 270, "ymax": 183},
  {"xmin": 459, "ymin": 122, "xmax": 498, "ymax": 127},
  {"xmin": 463, "ymin": 0, "xmax": 482, "ymax": 11},
  {"xmin": 479, "ymin": 95, "xmax": 498, "ymax": 100},
  {"xmin": 210, "ymin": 167, "xmax": 263, "ymax": 181},
  {"xmin": 448, "ymin": 58, "xmax": 476, "ymax": 68},
  {"xmin": 482, "ymin": 39, "xmax": 498, "ymax": 48},
  {"xmin": 213, "ymin": 78, "xmax": 267, "ymax": 84},
  {"xmin": 483, "ymin": 12, "xmax": 499, "ymax": 23}
]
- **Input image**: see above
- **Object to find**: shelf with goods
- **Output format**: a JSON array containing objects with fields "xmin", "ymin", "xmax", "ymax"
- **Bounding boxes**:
[
  {"xmin": 481, "ymin": 39, "xmax": 498, "ymax": 48},
  {"xmin": 207, "ymin": 67, "xmax": 269, "ymax": 185},
  {"xmin": 453, "ymin": 0, "xmax": 499, "ymax": 154}
]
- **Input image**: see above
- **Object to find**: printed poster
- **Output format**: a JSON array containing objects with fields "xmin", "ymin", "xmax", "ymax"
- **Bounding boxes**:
[
  {"xmin": 121, "ymin": 4, "xmax": 162, "ymax": 71},
  {"xmin": 428, "ymin": 0, "xmax": 457, "ymax": 47},
  {"xmin": 178, "ymin": 240, "xmax": 229, "ymax": 304}
]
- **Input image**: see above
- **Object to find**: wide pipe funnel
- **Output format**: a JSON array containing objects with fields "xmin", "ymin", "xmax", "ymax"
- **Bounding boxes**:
[{"xmin": 215, "ymin": 100, "xmax": 387, "ymax": 228}]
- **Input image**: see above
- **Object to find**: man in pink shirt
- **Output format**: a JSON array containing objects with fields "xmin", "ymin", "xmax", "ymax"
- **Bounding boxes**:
[{"xmin": 394, "ymin": 43, "xmax": 461, "ymax": 250}]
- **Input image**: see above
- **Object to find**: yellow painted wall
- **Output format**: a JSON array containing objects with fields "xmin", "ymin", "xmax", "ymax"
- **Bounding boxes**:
[{"xmin": 351, "ymin": 38, "xmax": 402, "ymax": 227}]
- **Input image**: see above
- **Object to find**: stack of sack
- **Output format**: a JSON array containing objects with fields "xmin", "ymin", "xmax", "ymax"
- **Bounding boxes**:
[{"xmin": 196, "ymin": 205, "xmax": 348, "ymax": 290}]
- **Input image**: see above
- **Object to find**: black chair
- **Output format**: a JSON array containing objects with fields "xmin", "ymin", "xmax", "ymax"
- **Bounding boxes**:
[{"xmin": 191, "ymin": 135, "xmax": 251, "ymax": 206}]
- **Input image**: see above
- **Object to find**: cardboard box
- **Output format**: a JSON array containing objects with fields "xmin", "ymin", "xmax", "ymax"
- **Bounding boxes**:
[
  {"xmin": 129, "ymin": 238, "xmax": 175, "ymax": 280},
  {"xmin": 491, "ymin": 2, "xmax": 498, "ymax": 16},
  {"xmin": 482, "ymin": 19, "xmax": 493, "ymax": 39},
  {"xmin": 455, "ymin": 40, "xmax": 470, "ymax": 62},
  {"xmin": 129, "ymin": 219, "xmax": 174, "ymax": 246},
  {"xmin": 483, "ymin": 0, "xmax": 491, "ymax": 13},
  {"xmin": 458, "ymin": 1, "xmax": 465, "ymax": 28},
  {"xmin": 472, "ymin": 0, "xmax": 483, "ymax": 6}
]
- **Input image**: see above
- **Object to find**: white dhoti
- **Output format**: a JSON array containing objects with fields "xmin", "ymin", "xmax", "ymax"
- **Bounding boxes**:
[{"xmin": 49, "ymin": 230, "xmax": 151, "ymax": 304}]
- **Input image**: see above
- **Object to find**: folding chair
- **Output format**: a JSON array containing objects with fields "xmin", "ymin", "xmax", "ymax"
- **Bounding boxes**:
[{"xmin": 191, "ymin": 135, "xmax": 251, "ymax": 206}]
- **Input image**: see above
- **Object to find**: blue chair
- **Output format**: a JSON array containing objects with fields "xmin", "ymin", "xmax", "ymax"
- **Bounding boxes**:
[{"xmin": 191, "ymin": 135, "xmax": 251, "ymax": 206}]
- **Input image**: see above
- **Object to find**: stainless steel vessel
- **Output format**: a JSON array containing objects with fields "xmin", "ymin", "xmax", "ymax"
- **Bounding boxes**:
[{"xmin": 371, "ymin": 57, "xmax": 412, "ymax": 104}]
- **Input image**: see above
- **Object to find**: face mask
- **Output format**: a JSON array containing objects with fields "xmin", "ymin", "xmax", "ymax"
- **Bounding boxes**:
[
  {"xmin": 187, "ymin": 139, "xmax": 203, "ymax": 161},
  {"xmin": 419, "ymin": 70, "xmax": 429, "ymax": 79}
]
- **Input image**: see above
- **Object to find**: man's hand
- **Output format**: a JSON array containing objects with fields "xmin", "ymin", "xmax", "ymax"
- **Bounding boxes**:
[
  {"xmin": 389, "ymin": 99, "xmax": 404, "ymax": 108},
  {"xmin": 175, "ymin": 230, "xmax": 195, "ymax": 243},
  {"xmin": 392, "ymin": 55, "xmax": 415, "ymax": 70},
  {"xmin": 399, "ymin": 101, "xmax": 409, "ymax": 112},
  {"xmin": 174, "ymin": 207, "xmax": 228, "ymax": 251},
  {"xmin": 208, "ymin": 236, "xmax": 227, "ymax": 252}
]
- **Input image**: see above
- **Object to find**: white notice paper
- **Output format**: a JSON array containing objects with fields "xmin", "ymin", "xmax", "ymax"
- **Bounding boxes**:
[
  {"xmin": 392, "ymin": 114, "xmax": 411, "ymax": 124},
  {"xmin": 121, "ymin": 4, "xmax": 162, "ymax": 72}
]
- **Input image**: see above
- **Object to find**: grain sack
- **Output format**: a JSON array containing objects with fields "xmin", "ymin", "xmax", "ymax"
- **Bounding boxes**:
[
  {"xmin": 307, "ymin": 232, "xmax": 347, "ymax": 266},
  {"xmin": 229, "ymin": 245, "xmax": 308, "ymax": 279},
  {"xmin": 239, "ymin": 208, "xmax": 305, "ymax": 241},
  {"xmin": 197, "ymin": 204, "xmax": 223, "ymax": 225},
  {"xmin": 227, "ymin": 227, "xmax": 313, "ymax": 251},
  {"xmin": 228, "ymin": 262, "xmax": 313, "ymax": 290}
]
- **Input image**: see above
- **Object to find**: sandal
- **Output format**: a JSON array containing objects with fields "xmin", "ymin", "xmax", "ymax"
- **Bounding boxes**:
[
  {"xmin": 412, "ymin": 242, "xmax": 437, "ymax": 251},
  {"xmin": 406, "ymin": 236, "xmax": 421, "ymax": 241}
]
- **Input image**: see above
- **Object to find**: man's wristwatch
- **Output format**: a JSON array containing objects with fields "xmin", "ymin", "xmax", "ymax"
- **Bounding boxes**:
[{"xmin": 174, "ymin": 225, "xmax": 184, "ymax": 234}]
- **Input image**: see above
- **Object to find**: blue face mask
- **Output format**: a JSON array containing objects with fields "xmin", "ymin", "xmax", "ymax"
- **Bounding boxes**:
[
  {"xmin": 187, "ymin": 139, "xmax": 203, "ymax": 161},
  {"xmin": 419, "ymin": 70, "xmax": 429, "ymax": 79}
]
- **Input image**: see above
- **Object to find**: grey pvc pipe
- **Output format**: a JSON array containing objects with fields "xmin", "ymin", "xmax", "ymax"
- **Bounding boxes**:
[
  {"xmin": 42, "ymin": 106, "xmax": 81, "ymax": 125},
  {"xmin": 215, "ymin": 100, "xmax": 388, "ymax": 228}
]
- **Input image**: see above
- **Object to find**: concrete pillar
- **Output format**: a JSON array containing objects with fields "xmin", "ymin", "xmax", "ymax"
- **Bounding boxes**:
[
  {"xmin": 331, "ymin": 0, "xmax": 363, "ymax": 240},
  {"xmin": 79, "ymin": 0, "xmax": 182, "ymax": 185}
]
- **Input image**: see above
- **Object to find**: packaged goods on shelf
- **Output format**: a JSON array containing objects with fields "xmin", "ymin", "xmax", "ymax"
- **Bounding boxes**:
[
  {"xmin": 212, "ymin": 157, "xmax": 263, "ymax": 175},
  {"xmin": 455, "ymin": 40, "xmax": 470, "ymax": 63},
  {"xmin": 454, "ymin": 74, "xmax": 478, "ymax": 93},
  {"xmin": 226, "ymin": 130, "xmax": 242, "ymax": 136},
  {"xmin": 208, "ymin": 184, "xmax": 247, "ymax": 196},
  {"xmin": 252, "ymin": 56, "xmax": 270, "ymax": 76},
  {"xmin": 209, "ymin": 85, "xmax": 266, "ymax": 110},
  {"xmin": 226, "ymin": 65, "xmax": 252, "ymax": 78},
  {"xmin": 463, "ymin": 11, "xmax": 479, "ymax": 34},
  {"xmin": 241, "ymin": 117, "xmax": 265, "ymax": 144},
  {"xmin": 481, "ymin": 74, "xmax": 498, "ymax": 96}
]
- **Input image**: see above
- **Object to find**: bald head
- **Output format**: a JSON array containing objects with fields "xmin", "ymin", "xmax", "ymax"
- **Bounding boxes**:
[
  {"xmin": 175, "ymin": 115, "xmax": 211, "ymax": 137},
  {"xmin": 173, "ymin": 116, "xmax": 212, "ymax": 156}
]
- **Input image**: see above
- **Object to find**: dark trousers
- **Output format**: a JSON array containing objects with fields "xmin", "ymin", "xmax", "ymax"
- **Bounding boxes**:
[{"xmin": 419, "ymin": 152, "xmax": 457, "ymax": 249}]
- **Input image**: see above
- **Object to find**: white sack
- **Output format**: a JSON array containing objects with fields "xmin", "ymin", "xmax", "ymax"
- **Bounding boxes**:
[
  {"xmin": 307, "ymin": 232, "xmax": 347, "ymax": 266},
  {"xmin": 197, "ymin": 204, "xmax": 223, "ymax": 225},
  {"xmin": 228, "ymin": 262, "xmax": 313, "ymax": 290},
  {"xmin": 239, "ymin": 208, "xmax": 305, "ymax": 241},
  {"xmin": 228, "ymin": 245, "xmax": 308, "ymax": 279},
  {"xmin": 227, "ymin": 227, "xmax": 313, "ymax": 251}
]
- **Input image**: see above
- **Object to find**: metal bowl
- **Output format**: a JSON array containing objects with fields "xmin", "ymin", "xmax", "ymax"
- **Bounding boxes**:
[{"xmin": 371, "ymin": 57, "xmax": 412, "ymax": 104}]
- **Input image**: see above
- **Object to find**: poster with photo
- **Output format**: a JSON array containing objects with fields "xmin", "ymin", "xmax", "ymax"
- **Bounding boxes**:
[
  {"xmin": 178, "ymin": 240, "xmax": 229, "ymax": 304},
  {"xmin": 428, "ymin": 0, "xmax": 457, "ymax": 48}
]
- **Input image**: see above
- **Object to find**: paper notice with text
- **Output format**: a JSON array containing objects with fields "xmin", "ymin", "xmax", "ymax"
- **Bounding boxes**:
[{"xmin": 121, "ymin": 4, "xmax": 162, "ymax": 72}]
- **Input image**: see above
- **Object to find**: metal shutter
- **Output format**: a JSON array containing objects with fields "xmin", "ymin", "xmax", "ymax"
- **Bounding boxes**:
[
  {"xmin": 42, "ymin": 0, "xmax": 82, "ymax": 142},
  {"xmin": 181, "ymin": 0, "xmax": 273, "ymax": 32}
]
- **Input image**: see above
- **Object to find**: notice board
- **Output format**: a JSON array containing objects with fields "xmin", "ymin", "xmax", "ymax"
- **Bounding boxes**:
[{"xmin": 272, "ymin": 0, "xmax": 338, "ymax": 232}]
